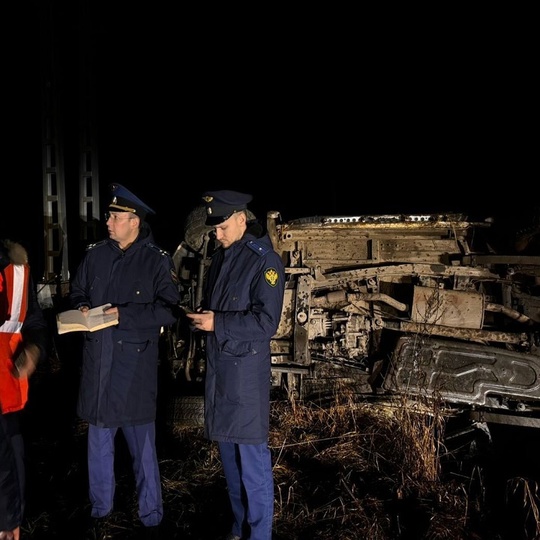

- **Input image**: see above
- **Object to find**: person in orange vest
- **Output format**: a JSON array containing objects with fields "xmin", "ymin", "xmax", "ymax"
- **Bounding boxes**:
[{"xmin": 0, "ymin": 239, "xmax": 49, "ymax": 540}]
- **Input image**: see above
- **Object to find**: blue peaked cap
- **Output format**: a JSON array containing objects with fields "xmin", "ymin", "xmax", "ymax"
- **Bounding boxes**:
[
  {"xmin": 202, "ymin": 190, "xmax": 252, "ymax": 226},
  {"xmin": 108, "ymin": 183, "xmax": 155, "ymax": 219}
]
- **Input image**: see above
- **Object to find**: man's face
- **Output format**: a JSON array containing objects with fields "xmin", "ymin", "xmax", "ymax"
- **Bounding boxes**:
[
  {"xmin": 106, "ymin": 211, "xmax": 139, "ymax": 243},
  {"xmin": 213, "ymin": 212, "xmax": 246, "ymax": 249}
]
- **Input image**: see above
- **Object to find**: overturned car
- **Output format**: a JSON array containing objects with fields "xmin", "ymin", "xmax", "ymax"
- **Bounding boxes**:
[{"xmin": 164, "ymin": 206, "xmax": 540, "ymax": 428}]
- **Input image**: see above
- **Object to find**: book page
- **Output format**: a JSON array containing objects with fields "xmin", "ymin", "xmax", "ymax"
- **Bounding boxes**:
[{"xmin": 57, "ymin": 303, "xmax": 117, "ymax": 334}]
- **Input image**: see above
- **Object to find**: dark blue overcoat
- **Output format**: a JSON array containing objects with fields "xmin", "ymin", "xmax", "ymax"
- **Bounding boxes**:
[
  {"xmin": 70, "ymin": 227, "xmax": 179, "ymax": 427},
  {"xmin": 202, "ymin": 231, "xmax": 285, "ymax": 444}
]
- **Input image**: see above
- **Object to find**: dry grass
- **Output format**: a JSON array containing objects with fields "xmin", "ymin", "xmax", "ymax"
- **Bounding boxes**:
[{"xmin": 268, "ymin": 384, "xmax": 470, "ymax": 540}]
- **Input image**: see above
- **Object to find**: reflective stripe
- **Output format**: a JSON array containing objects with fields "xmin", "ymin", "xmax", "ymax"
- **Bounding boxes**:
[
  {"xmin": 11, "ymin": 264, "xmax": 24, "ymax": 322},
  {"xmin": 0, "ymin": 264, "xmax": 26, "ymax": 334},
  {"xmin": 0, "ymin": 320, "xmax": 24, "ymax": 333},
  {"xmin": 0, "ymin": 263, "xmax": 30, "ymax": 414}
]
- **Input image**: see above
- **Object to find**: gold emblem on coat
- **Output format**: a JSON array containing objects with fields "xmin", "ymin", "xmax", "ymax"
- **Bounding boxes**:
[{"xmin": 264, "ymin": 268, "xmax": 279, "ymax": 287}]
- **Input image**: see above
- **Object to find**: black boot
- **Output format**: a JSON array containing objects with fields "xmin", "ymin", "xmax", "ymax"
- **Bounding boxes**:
[
  {"xmin": 141, "ymin": 524, "xmax": 160, "ymax": 539},
  {"xmin": 84, "ymin": 516, "xmax": 112, "ymax": 540}
]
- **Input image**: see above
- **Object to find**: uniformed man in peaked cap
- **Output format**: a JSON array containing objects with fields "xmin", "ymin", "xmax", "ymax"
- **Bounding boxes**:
[
  {"xmin": 70, "ymin": 183, "xmax": 179, "ymax": 539},
  {"xmin": 108, "ymin": 183, "xmax": 156, "ymax": 219},
  {"xmin": 202, "ymin": 190, "xmax": 253, "ymax": 226},
  {"xmin": 187, "ymin": 190, "xmax": 285, "ymax": 540}
]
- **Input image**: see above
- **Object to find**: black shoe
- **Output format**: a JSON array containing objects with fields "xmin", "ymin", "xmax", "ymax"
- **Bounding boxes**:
[
  {"xmin": 84, "ymin": 517, "xmax": 112, "ymax": 540},
  {"xmin": 141, "ymin": 525, "xmax": 160, "ymax": 539}
]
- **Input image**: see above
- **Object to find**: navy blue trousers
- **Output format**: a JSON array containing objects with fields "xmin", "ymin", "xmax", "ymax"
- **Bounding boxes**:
[
  {"xmin": 87, "ymin": 421, "xmax": 163, "ymax": 527},
  {"xmin": 219, "ymin": 441, "xmax": 274, "ymax": 540}
]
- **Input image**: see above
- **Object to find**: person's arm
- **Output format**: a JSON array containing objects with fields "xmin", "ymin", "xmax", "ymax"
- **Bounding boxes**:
[
  {"xmin": 69, "ymin": 256, "xmax": 91, "ymax": 310},
  {"xmin": 213, "ymin": 252, "xmax": 285, "ymax": 343},
  {"xmin": 16, "ymin": 276, "xmax": 49, "ymax": 378}
]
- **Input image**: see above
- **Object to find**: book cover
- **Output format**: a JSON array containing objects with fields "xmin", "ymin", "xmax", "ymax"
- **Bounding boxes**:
[{"xmin": 56, "ymin": 303, "xmax": 118, "ymax": 334}]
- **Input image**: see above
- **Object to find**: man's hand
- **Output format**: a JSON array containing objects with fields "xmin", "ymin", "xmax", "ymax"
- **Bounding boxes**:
[
  {"xmin": 12, "ymin": 343, "xmax": 40, "ymax": 379},
  {"xmin": 186, "ymin": 310, "xmax": 215, "ymax": 332},
  {"xmin": 103, "ymin": 306, "xmax": 119, "ymax": 318},
  {"xmin": 81, "ymin": 305, "xmax": 119, "ymax": 319}
]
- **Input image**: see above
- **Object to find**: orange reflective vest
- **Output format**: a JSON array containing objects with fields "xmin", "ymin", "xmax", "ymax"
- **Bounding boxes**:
[{"xmin": 0, "ymin": 262, "xmax": 30, "ymax": 414}]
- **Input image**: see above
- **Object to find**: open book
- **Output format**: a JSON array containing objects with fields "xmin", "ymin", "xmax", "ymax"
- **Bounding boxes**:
[{"xmin": 56, "ymin": 303, "xmax": 118, "ymax": 334}]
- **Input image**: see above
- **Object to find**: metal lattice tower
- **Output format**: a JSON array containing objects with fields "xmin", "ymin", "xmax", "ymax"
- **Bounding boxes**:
[{"xmin": 39, "ymin": 1, "xmax": 100, "ymax": 299}]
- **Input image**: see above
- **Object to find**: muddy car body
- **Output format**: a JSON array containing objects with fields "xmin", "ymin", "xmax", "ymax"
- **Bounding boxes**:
[{"xmin": 166, "ymin": 208, "xmax": 540, "ymax": 428}]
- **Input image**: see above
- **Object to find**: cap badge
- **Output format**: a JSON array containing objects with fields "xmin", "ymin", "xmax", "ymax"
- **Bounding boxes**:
[{"xmin": 202, "ymin": 196, "xmax": 214, "ymax": 202}]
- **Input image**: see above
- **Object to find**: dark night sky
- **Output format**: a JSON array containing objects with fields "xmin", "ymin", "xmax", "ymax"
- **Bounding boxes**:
[{"xmin": 6, "ymin": 4, "xmax": 537, "ymax": 279}]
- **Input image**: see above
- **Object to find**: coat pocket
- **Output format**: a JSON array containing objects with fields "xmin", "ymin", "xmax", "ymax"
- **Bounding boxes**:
[{"xmin": 221, "ymin": 340, "xmax": 258, "ymax": 358}]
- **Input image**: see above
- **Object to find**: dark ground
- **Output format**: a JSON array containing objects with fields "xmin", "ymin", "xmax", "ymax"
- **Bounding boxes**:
[
  {"xmin": 19, "ymin": 321, "xmax": 232, "ymax": 540},
  {"xmin": 15, "ymin": 309, "xmax": 540, "ymax": 540}
]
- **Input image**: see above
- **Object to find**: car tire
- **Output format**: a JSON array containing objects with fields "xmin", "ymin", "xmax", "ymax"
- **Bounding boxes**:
[{"xmin": 166, "ymin": 394, "xmax": 205, "ymax": 428}]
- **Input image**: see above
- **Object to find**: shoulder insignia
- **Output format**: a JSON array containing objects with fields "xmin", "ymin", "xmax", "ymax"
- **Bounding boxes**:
[
  {"xmin": 247, "ymin": 240, "xmax": 269, "ymax": 257},
  {"xmin": 264, "ymin": 267, "xmax": 279, "ymax": 287},
  {"xmin": 86, "ymin": 240, "xmax": 107, "ymax": 251},
  {"xmin": 147, "ymin": 243, "xmax": 170, "ymax": 257}
]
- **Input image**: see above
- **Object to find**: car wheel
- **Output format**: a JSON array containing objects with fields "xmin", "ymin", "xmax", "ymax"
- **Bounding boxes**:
[{"xmin": 166, "ymin": 394, "xmax": 205, "ymax": 428}]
